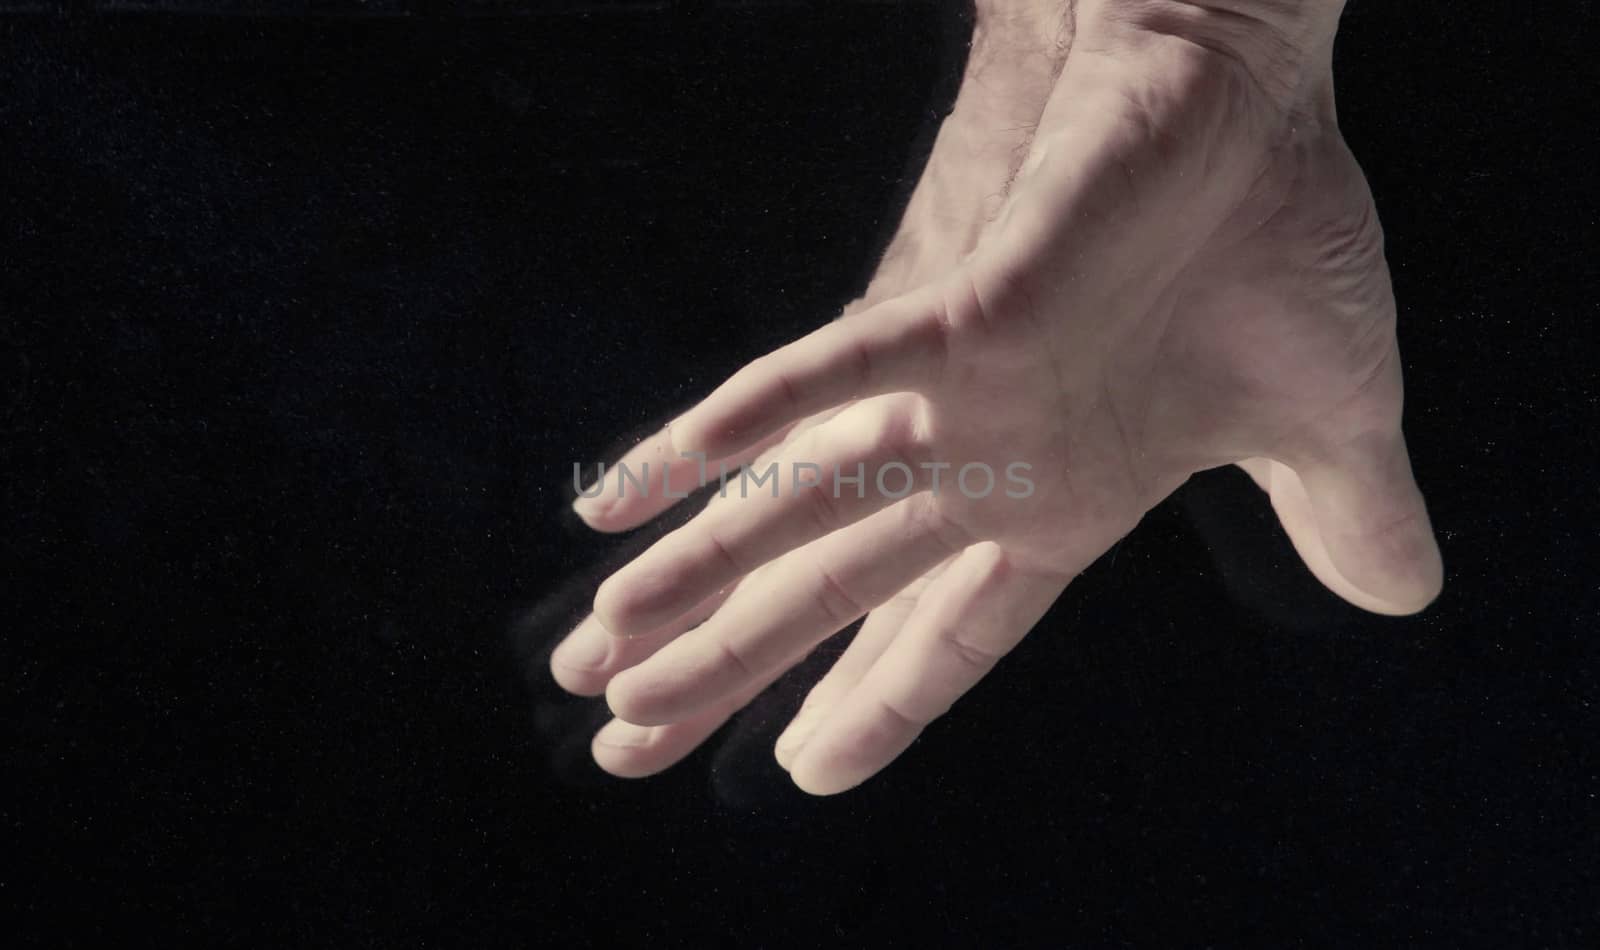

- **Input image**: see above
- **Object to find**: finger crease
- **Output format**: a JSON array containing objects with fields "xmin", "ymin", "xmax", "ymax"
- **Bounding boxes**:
[
  {"xmin": 805, "ymin": 482, "xmax": 845, "ymax": 535},
  {"xmin": 812, "ymin": 562, "xmax": 868, "ymax": 627},
  {"xmin": 926, "ymin": 293, "xmax": 954, "ymax": 390},
  {"xmin": 711, "ymin": 637, "xmax": 761, "ymax": 682},
  {"xmin": 702, "ymin": 522, "xmax": 751, "ymax": 578},
  {"xmin": 941, "ymin": 631, "xmax": 1004, "ymax": 675},
  {"xmin": 875, "ymin": 694, "xmax": 930, "ymax": 731},
  {"xmin": 772, "ymin": 363, "xmax": 803, "ymax": 416},
  {"xmin": 913, "ymin": 494, "xmax": 975, "ymax": 557}
]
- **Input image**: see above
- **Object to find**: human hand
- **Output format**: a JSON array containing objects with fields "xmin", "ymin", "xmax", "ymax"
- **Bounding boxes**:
[
  {"xmin": 547, "ymin": 0, "xmax": 1075, "ymax": 769},
  {"xmin": 557, "ymin": 0, "xmax": 1443, "ymax": 795}
]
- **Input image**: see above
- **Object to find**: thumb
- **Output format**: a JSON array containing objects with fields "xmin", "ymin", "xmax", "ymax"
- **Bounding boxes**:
[{"xmin": 1241, "ymin": 427, "xmax": 1444, "ymax": 616}]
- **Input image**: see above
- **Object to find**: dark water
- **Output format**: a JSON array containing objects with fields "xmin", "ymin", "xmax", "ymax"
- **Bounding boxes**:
[{"xmin": 3, "ymin": 2, "xmax": 1596, "ymax": 945}]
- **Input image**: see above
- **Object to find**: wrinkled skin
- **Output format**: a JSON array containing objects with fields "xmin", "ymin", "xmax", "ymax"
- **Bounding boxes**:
[{"xmin": 552, "ymin": 0, "xmax": 1444, "ymax": 795}]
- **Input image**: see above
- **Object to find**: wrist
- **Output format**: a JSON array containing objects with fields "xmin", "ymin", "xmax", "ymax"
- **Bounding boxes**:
[{"xmin": 958, "ymin": 0, "xmax": 1073, "ymax": 132}]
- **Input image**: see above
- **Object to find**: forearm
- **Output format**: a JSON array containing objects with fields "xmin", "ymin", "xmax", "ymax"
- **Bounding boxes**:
[
  {"xmin": 972, "ymin": 0, "xmax": 1075, "ymax": 61},
  {"xmin": 916, "ymin": 3, "xmax": 1075, "ymax": 224},
  {"xmin": 853, "ymin": 2, "xmax": 1074, "ymax": 309},
  {"xmin": 958, "ymin": 0, "xmax": 1074, "ymax": 144}
]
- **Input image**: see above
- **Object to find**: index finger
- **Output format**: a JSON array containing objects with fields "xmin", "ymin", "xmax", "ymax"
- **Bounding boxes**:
[{"xmin": 668, "ymin": 282, "xmax": 954, "ymax": 461}]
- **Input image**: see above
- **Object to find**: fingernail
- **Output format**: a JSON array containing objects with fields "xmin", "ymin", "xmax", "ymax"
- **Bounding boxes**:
[
  {"xmin": 774, "ymin": 711, "xmax": 820, "ymax": 767},
  {"xmin": 594, "ymin": 719, "xmax": 653, "ymax": 749},
  {"xmin": 551, "ymin": 627, "xmax": 609, "ymax": 673},
  {"xmin": 572, "ymin": 489, "xmax": 611, "ymax": 522}
]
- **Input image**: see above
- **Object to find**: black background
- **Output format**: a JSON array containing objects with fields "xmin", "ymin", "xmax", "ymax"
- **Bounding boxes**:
[{"xmin": 3, "ymin": 1, "xmax": 1597, "ymax": 945}]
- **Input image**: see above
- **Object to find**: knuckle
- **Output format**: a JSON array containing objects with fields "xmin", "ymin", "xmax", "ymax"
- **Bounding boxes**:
[
  {"xmin": 811, "ymin": 562, "xmax": 867, "ymax": 627},
  {"xmin": 941, "ymin": 633, "xmax": 1004, "ymax": 676},
  {"xmin": 711, "ymin": 637, "xmax": 761, "ymax": 682},
  {"xmin": 803, "ymin": 480, "xmax": 845, "ymax": 534},
  {"xmin": 905, "ymin": 493, "xmax": 974, "ymax": 557},
  {"xmin": 700, "ymin": 520, "xmax": 753, "ymax": 578}
]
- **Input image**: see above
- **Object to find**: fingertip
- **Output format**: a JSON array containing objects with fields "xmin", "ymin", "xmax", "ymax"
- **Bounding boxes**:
[
  {"xmin": 549, "ymin": 657, "xmax": 609, "ymax": 697},
  {"xmin": 1270, "ymin": 446, "xmax": 1447, "ymax": 618},
  {"xmin": 573, "ymin": 506, "xmax": 641, "ymax": 535},
  {"xmin": 1414, "ymin": 548, "xmax": 1446, "ymax": 611},
  {"xmin": 1336, "ymin": 506, "xmax": 1446, "ymax": 616},
  {"xmin": 786, "ymin": 754, "xmax": 860, "ymax": 797},
  {"xmin": 784, "ymin": 727, "xmax": 884, "ymax": 796},
  {"xmin": 773, "ymin": 708, "xmax": 823, "ymax": 772},
  {"xmin": 604, "ymin": 670, "xmax": 666, "ymax": 728},
  {"xmin": 571, "ymin": 492, "xmax": 612, "ymax": 529},
  {"xmin": 772, "ymin": 732, "xmax": 805, "ymax": 773},
  {"xmin": 593, "ymin": 569, "xmax": 681, "ymax": 640},
  {"xmin": 591, "ymin": 720, "xmax": 663, "ymax": 778},
  {"xmin": 548, "ymin": 619, "xmax": 613, "ymax": 695},
  {"xmin": 1364, "ymin": 540, "xmax": 1445, "ymax": 617},
  {"xmin": 591, "ymin": 577, "xmax": 640, "ymax": 640}
]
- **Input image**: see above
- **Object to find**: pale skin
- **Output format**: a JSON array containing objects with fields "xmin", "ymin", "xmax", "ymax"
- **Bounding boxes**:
[{"xmin": 551, "ymin": 0, "xmax": 1445, "ymax": 795}]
